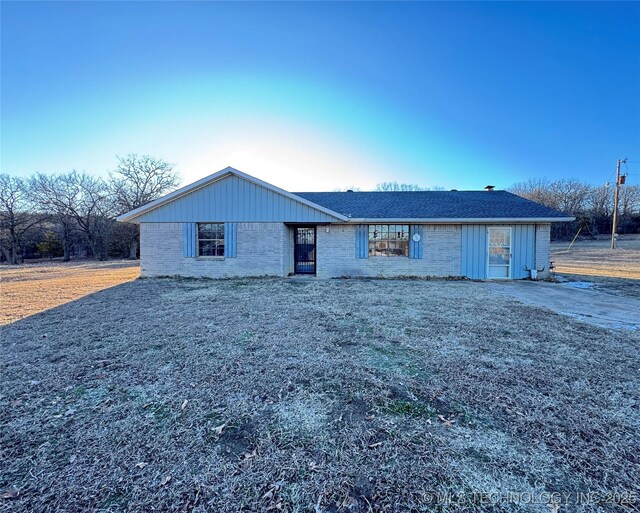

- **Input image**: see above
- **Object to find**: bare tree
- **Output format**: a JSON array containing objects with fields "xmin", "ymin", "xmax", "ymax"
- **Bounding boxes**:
[
  {"xmin": 71, "ymin": 172, "xmax": 112, "ymax": 259},
  {"xmin": 509, "ymin": 178, "xmax": 557, "ymax": 207},
  {"xmin": 375, "ymin": 182, "xmax": 434, "ymax": 191},
  {"xmin": 550, "ymin": 179, "xmax": 591, "ymax": 214},
  {"xmin": 619, "ymin": 184, "xmax": 640, "ymax": 218},
  {"xmin": 0, "ymin": 174, "xmax": 43, "ymax": 264},
  {"xmin": 30, "ymin": 171, "xmax": 111, "ymax": 260},
  {"xmin": 588, "ymin": 184, "xmax": 612, "ymax": 219},
  {"xmin": 109, "ymin": 154, "xmax": 179, "ymax": 258},
  {"xmin": 30, "ymin": 173, "xmax": 77, "ymax": 261},
  {"xmin": 510, "ymin": 178, "xmax": 590, "ymax": 214},
  {"xmin": 510, "ymin": 177, "xmax": 640, "ymax": 239},
  {"xmin": 110, "ymin": 154, "xmax": 179, "ymax": 212}
]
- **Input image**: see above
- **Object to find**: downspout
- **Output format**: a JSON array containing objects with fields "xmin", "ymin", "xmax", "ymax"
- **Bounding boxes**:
[{"xmin": 533, "ymin": 224, "xmax": 538, "ymax": 279}]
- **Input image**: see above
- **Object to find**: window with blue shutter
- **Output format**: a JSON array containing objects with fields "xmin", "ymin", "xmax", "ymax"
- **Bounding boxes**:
[
  {"xmin": 185, "ymin": 222, "xmax": 237, "ymax": 258},
  {"xmin": 368, "ymin": 225, "xmax": 410, "ymax": 257}
]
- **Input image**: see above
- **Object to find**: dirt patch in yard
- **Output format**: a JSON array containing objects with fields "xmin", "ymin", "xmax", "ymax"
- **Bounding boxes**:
[
  {"xmin": 1, "ymin": 277, "xmax": 639, "ymax": 512},
  {"xmin": 0, "ymin": 260, "xmax": 139, "ymax": 325}
]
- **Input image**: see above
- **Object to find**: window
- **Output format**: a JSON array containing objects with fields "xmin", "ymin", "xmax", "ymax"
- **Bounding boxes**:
[
  {"xmin": 368, "ymin": 224, "xmax": 409, "ymax": 257},
  {"xmin": 198, "ymin": 223, "xmax": 225, "ymax": 257}
]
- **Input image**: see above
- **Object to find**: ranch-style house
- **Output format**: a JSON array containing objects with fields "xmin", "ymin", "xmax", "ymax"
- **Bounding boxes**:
[{"xmin": 117, "ymin": 167, "xmax": 573, "ymax": 280}]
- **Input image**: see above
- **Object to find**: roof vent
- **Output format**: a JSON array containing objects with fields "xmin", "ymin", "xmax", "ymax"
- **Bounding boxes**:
[{"xmin": 484, "ymin": 185, "xmax": 495, "ymax": 191}]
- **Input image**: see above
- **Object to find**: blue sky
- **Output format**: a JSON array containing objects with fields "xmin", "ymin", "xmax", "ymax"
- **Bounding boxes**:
[{"xmin": 2, "ymin": 1, "xmax": 639, "ymax": 191}]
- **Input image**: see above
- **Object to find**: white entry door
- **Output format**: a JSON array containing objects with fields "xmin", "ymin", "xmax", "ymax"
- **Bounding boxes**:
[{"xmin": 487, "ymin": 227, "xmax": 512, "ymax": 279}]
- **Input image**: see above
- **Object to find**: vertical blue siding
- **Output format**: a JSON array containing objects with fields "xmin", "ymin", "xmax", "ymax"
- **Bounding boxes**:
[
  {"xmin": 511, "ymin": 224, "xmax": 535, "ymax": 278},
  {"xmin": 224, "ymin": 222, "xmax": 237, "ymax": 258},
  {"xmin": 409, "ymin": 225, "xmax": 423, "ymax": 259},
  {"xmin": 137, "ymin": 174, "xmax": 340, "ymax": 223},
  {"xmin": 461, "ymin": 225, "xmax": 487, "ymax": 279},
  {"xmin": 355, "ymin": 224, "xmax": 368, "ymax": 259},
  {"xmin": 183, "ymin": 222, "xmax": 196, "ymax": 258},
  {"xmin": 461, "ymin": 224, "xmax": 536, "ymax": 279}
]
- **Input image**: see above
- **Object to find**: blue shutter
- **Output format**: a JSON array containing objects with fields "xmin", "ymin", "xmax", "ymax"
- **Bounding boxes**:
[
  {"xmin": 224, "ymin": 223, "xmax": 237, "ymax": 258},
  {"xmin": 183, "ymin": 223, "xmax": 197, "ymax": 257},
  {"xmin": 355, "ymin": 224, "xmax": 368, "ymax": 259},
  {"xmin": 409, "ymin": 225, "xmax": 423, "ymax": 259}
]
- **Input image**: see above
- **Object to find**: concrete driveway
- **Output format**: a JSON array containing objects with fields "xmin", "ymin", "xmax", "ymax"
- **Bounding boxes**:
[{"xmin": 484, "ymin": 280, "xmax": 640, "ymax": 330}]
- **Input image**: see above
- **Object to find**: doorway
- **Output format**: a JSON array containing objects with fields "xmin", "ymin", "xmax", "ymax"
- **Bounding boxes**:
[
  {"xmin": 487, "ymin": 227, "xmax": 512, "ymax": 279},
  {"xmin": 294, "ymin": 227, "xmax": 316, "ymax": 275}
]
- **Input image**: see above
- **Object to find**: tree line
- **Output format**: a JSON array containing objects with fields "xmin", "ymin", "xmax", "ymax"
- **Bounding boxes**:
[
  {"xmin": 375, "ymin": 178, "xmax": 640, "ymax": 240},
  {"xmin": 2, "ymin": 163, "xmax": 639, "ymax": 264},
  {"xmin": 0, "ymin": 154, "xmax": 179, "ymax": 264},
  {"xmin": 508, "ymin": 178, "xmax": 640, "ymax": 239}
]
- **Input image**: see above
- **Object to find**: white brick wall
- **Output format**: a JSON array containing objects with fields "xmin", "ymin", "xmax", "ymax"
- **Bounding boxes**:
[
  {"xmin": 140, "ymin": 223, "xmax": 183, "ymax": 277},
  {"xmin": 316, "ymin": 224, "xmax": 462, "ymax": 278},
  {"xmin": 140, "ymin": 222, "xmax": 463, "ymax": 279},
  {"xmin": 535, "ymin": 223, "xmax": 551, "ymax": 277},
  {"xmin": 283, "ymin": 225, "xmax": 295, "ymax": 276},
  {"xmin": 140, "ymin": 222, "xmax": 288, "ymax": 278}
]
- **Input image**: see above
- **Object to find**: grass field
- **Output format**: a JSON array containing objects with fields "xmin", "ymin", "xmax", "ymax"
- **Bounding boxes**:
[
  {"xmin": 1, "ymin": 269, "xmax": 638, "ymax": 512},
  {"xmin": 550, "ymin": 235, "xmax": 640, "ymax": 300},
  {"xmin": 0, "ymin": 261, "xmax": 139, "ymax": 325},
  {"xmin": 551, "ymin": 234, "xmax": 640, "ymax": 280}
]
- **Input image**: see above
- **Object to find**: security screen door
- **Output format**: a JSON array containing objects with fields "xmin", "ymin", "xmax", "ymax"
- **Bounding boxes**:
[
  {"xmin": 294, "ymin": 227, "xmax": 316, "ymax": 275},
  {"xmin": 487, "ymin": 227, "xmax": 512, "ymax": 278}
]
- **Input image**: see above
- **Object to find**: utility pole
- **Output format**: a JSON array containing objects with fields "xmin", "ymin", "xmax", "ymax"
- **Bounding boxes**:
[{"xmin": 611, "ymin": 158, "xmax": 627, "ymax": 249}]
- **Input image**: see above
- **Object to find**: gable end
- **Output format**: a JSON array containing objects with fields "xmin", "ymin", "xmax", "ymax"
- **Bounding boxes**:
[{"xmin": 123, "ymin": 171, "xmax": 344, "ymax": 223}]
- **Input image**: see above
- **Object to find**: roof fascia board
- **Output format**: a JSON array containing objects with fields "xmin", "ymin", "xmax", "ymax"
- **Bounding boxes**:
[
  {"xmin": 341, "ymin": 217, "xmax": 575, "ymax": 223},
  {"xmin": 116, "ymin": 167, "xmax": 347, "ymax": 222}
]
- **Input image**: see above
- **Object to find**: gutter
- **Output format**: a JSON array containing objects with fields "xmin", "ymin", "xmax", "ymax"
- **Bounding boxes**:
[{"xmin": 341, "ymin": 217, "xmax": 576, "ymax": 224}]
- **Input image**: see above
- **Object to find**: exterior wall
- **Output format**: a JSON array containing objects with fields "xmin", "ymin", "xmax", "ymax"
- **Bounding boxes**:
[
  {"xmin": 510, "ymin": 225, "xmax": 536, "ymax": 279},
  {"xmin": 140, "ymin": 221, "xmax": 552, "ymax": 280},
  {"xmin": 461, "ymin": 224, "xmax": 542, "ymax": 280},
  {"xmin": 535, "ymin": 223, "xmax": 551, "ymax": 278},
  {"xmin": 283, "ymin": 225, "xmax": 294, "ymax": 276},
  {"xmin": 461, "ymin": 225, "xmax": 488, "ymax": 279},
  {"xmin": 316, "ymin": 224, "xmax": 462, "ymax": 278},
  {"xmin": 135, "ymin": 174, "xmax": 339, "ymax": 223},
  {"xmin": 140, "ymin": 222, "xmax": 288, "ymax": 278}
]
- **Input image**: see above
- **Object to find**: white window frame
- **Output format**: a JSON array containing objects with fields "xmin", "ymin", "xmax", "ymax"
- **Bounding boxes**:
[{"xmin": 486, "ymin": 226, "xmax": 512, "ymax": 279}]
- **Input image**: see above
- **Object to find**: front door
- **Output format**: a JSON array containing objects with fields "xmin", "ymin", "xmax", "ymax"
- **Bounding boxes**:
[
  {"xmin": 294, "ymin": 227, "xmax": 316, "ymax": 275},
  {"xmin": 487, "ymin": 227, "xmax": 512, "ymax": 279}
]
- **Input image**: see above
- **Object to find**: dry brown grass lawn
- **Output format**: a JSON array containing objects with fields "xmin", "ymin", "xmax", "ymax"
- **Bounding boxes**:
[
  {"xmin": 1, "ymin": 272, "xmax": 638, "ymax": 512},
  {"xmin": 551, "ymin": 234, "xmax": 640, "ymax": 280},
  {"xmin": 0, "ymin": 261, "xmax": 139, "ymax": 325}
]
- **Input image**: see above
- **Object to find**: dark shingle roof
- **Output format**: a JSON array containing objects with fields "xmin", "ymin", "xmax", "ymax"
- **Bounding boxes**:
[{"xmin": 294, "ymin": 190, "xmax": 570, "ymax": 220}]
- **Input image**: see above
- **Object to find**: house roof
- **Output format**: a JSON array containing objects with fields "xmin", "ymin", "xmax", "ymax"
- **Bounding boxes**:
[
  {"xmin": 116, "ymin": 166, "xmax": 573, "ymax": 224},
  {"xmin": 294, "ymin": 190, "xmax": 573, "ymax": 222},
  {"xmin": 117, "ymin": 167, "xmax": 348, "ymax": 223}
]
